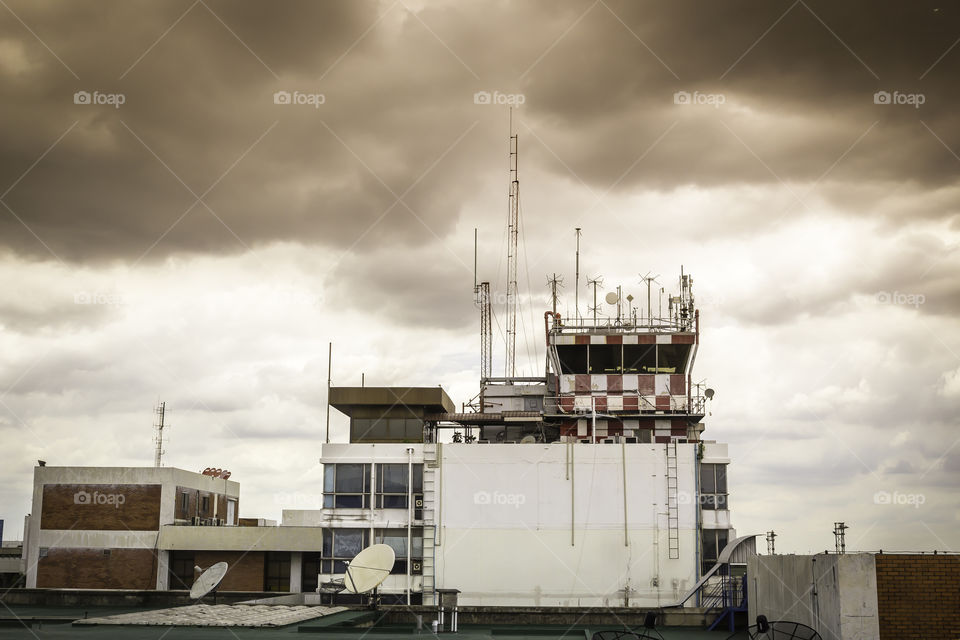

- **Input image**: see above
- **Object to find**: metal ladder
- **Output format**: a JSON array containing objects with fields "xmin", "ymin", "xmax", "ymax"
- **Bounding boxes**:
[
  {"xmin": 421, "ymin": 443, "xmax": 439, "ymax": 605},
  {"xmin": 666, "ymin": 440, "xmax": 680, "ymax": 559}
]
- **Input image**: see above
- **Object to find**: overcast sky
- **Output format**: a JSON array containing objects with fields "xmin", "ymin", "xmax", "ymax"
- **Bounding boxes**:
[{"xmin": 1, "ymin": 0, "xmax": 958, "ymax": 555}]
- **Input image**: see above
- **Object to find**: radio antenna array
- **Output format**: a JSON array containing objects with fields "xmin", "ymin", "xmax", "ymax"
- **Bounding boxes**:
[{"xmin": 153, "ymin": 401, "xmax": 167, "ymax": 467}]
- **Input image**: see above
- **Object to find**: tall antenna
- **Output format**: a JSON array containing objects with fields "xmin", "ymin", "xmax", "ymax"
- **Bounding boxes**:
[
  {"xmin": 833, "ymin": 522, "xmax": 848, "ymax": 554},
  {"xmin": 547, "ymin": 274, "xmax": 563, "ymax": 315},
  {"xmin": 325, "ymin": 342, "xmax": 332, "ymax": 444},
  {"xmin": 587, "ymin": 276, "xmax": 603, "ymax": 324},
  {"xmin": 574, "ymin": 228, "xmax": 581, "ymax": 323},
  {"xmin": 766, "ymin": 530, "xmax": 777, "ymax": 555},
  {"xmin": 153, "ymin": 401, "xmax": 166, "ymax": 467},
  {"xmin": 505, "ymin": 111, "xmax": 519, "ymax": 377},
  {"xmin": 639, "ymin": 272, "xmax": 660, "ymax": 326},
  {"xmin": 479, "ymin": 282, "xmax": 492, "ymax": 381}
]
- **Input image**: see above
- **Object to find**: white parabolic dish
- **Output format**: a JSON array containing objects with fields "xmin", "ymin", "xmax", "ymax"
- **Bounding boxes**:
[
  {"xmin": 190, "ymin": 562, "xmax": 228, "ymax": 599},
  {"xmin": 343, "ymin": 544, "xmax": 395, "ymax": 594}
]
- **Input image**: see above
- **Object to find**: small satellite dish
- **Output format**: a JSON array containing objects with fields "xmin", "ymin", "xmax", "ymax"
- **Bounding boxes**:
[
  {"xmin": 605, "ymin": 291, "xmax": 619, "ymax": 305},
  {"xmin": 190, "ymin": 562, "xmax": 228, "ymax": 599},
  {"xmin": 343, "ymin": 544, "xmax": 395, "ymax": 594},
  {"xmin": 520, "ymin": 435, "xmax": 536, "ymax": 444},
  {"xmin": 705, "ymin": 388, "xmax": 715, "ymax": 400}
]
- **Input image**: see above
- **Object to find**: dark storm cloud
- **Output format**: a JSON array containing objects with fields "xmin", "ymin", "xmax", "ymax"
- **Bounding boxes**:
[{"xmin": 2, "ymin": 0, "xmax": 959, "ymax": 263}]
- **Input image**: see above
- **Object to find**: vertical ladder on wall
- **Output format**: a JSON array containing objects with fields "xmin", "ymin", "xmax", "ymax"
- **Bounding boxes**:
[
  {"xmin": 421, "ymin": 443, "xmax": 439, "ymax": 605},
  {"xmin": 666, "ymin": 440, "xmax": 680, "ymax": 559}
]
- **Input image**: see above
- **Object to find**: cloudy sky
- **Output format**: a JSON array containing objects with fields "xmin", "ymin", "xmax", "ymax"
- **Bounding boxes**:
[{"xmin": 1, "ymin": 0, "xmax": 958, "ymax": 554}]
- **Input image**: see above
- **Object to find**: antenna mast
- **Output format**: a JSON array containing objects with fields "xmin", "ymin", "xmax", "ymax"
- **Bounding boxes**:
[
  {"xmin": 505, "ymin": 112, "xmax": 519, "ymax": 377},
  {"xmin": 574, "ymin": 228, "xmax": 581, "ymax": 323},
  {"xmin": 479, "ymin": 282, "xmax": 492, "ymax": 381},
  {"xmin": 587, "ymin": 276, "xmax": 603, "ymax": 324},
  {"xmin": 547, "ymin": 274, "xmax": 563, "ymax": 315},
  {"xmin": 153, "ymin": 401, "xmax": 166, "ymax": 467}
]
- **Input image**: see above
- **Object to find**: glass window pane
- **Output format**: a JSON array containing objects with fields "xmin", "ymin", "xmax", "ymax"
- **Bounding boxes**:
[
  {"xmin": 623, "ymin": 345, "xmax": 655, "ymax": 374},
  {"xmin": 335, "ymin": 495, "xmax": 363, "ymax": 508},
  {"xmin": 703, "ymin": 533, "xmax": 718, "ymax": 561},
  {"xmin": 380, "ymin": 533, "xmax": 407, "ymax": 558},
  {"xmin": 413, "ymin": 464, "xmax": 423, "ymax": 493},
  {"xmin": 381, "ymin": 464, "xmax": 408, "ymax": 493},
  {"xmin": 322, "ymin": 529, "xmax": 332, "ymax": 556},
  {"xmin": 335, "ymin": 464, "xmax": 364, "ymax": 492},
  {"xmin": 700, "ymin": 464, "xmax": 716, "ymax": 493},
  {"xmin": 589, "ymin": 344, "xmax": 622, "ymax": 373},
  {"xmin": 333, "ymin": 530, "xmax": 363, "ymax": 557},
  {"xmin": 716, "ymin": 494, "xmax": 728, "ymax": 510},
  {"xmin": 717, "ymin": 529, "xmax": 729, "ymax": 551},
  {"xmin": 323, "ymin": 495, "xmax": 334, "ymax": 508},
  {"xmin": 656, "ymin": 344, "xmax": 691, "ymax": 373},
  {"xmin": 702, "ymin": 494, "xmax": 716, "ymax": 510},
  {"xmin": 557, "ymin": 345, "xmax": 588, "ymax": 374},
  {"xmin": 382, "ymin": 495, "xmax": 407, "ymax": 509},
  {"xmin": 323, "ymin": 465, "xmax": 334, "ymax": 492},
  {"xmin": 716, "ymin": 465, "xmax": 727, "ymax": 494}
]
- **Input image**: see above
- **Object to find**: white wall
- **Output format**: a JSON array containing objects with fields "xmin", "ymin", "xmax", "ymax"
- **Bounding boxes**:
[
  {"xmin": 435, "ymin": 442, "xmax": 702, "ymax": 607},
  {"xmin": 747, "ymin": 553, "xmax": 879, "ymax": 640}
]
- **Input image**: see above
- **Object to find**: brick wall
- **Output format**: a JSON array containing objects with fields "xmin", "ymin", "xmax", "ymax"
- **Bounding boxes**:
[
  {"xmin": 194, "ymin": 551, "xmax": 265, "ymax": 591},
  {"xmin": 876, "ymin": 554, "xmax": 960, "ymax": 640},
  {"xmin": 37, "ymin": 548, "xmax": 157, "ymax": 589}
]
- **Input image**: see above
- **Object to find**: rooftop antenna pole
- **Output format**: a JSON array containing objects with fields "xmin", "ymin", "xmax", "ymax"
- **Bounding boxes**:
[
  {"xmin": 325, "ymin": 342, "xmax": 332, "ymax": 444},
  {"xmin": 766, "ymin": 530, "xmax": 777, "ymax": 555},
  {"xmin": 833, "ymin": 522, "xmax": 848, "ymax": 555},
  {"xmin": 639, "ymin": 273, "xmax": 660, "ymax": 327},
  {"xmin": 587, "ymin": 276, "xmax": 603, "ymax": 325},
  {"xmin": 153, "ymin": 401, "xmax": 166, "ymax": 467},
  {"xmin": 547, "ymin": 274, "xmax": 563, "ymax": 316},
  {"xmin": 575, "ymin": 228, "xmax": 582, "ymax": 323},
  {"xmin": 479, "ymin": 282, "xmax": 492, "ymax": 382},
  {"xmin": 505, "ymin": 109, "xmax": 519, "ymax": 378},
  {"xmin": 473, "ymin": 228, "xmax": 478, "ymax": 293}
]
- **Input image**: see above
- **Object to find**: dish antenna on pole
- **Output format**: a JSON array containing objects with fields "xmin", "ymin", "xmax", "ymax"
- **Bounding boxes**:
[
  {"xmin": 605, "ymin": 291, "xmax": 619, "ymax": 305},
  {"xmin": 342, "ymin": 544, "xmax": 396, "ymax": 594},
  {"xmin": 705, "ymin": 388, "xmax": 715, "ymax": 400}
]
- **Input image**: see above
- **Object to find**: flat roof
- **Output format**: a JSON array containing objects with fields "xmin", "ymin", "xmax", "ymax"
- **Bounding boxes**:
[{"xmin": 329, "ymin": 386, "xmax": 455, "ymax": 416}]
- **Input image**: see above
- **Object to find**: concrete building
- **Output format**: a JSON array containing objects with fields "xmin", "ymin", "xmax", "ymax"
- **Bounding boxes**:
[{"xmin": 24, "ymin": 466, "xmax": 239, "ymax": 589}]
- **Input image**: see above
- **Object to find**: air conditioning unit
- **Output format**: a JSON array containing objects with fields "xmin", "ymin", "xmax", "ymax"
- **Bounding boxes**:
[{"xmin": 191, "ymin": 516, "xmax": 202, "ymax": 526}]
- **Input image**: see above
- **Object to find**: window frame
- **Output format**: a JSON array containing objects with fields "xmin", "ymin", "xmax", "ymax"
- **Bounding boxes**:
[
  {"xmin": 699, "ymin": 463, "xmax": 729, "ymax": 511},
  {"xmin": 323, "ymin": 463, "xmax": 371, "ymax": 509}
]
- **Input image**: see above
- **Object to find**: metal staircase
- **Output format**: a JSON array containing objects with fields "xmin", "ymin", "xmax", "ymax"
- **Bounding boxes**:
[
  {"xmin": 666, "ymin": 441, "xmax": 680, "ymax": 559},
  {"xmin": 421, "ymin": 443, "xmax": 439, "ymax": 605}
]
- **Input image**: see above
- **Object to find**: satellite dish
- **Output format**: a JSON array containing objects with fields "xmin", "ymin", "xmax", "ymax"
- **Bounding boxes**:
[
  {"xmin": 605, "ymin": 291, "xmax": 619, "ymax": 305},
  {"xmin": 190, "ymin": 562, "xmax": 228, "ymax": 599},
  {"xmin": 705, "ymin": 388, "xmax": 715, "ymax": 400},
  {"xmin": 343, "ymin": 544, "xmax": 395, "ymax": 594},
  {"xmin": 520, "ymin": 435, "xmax": 536, "ymax": 444}
]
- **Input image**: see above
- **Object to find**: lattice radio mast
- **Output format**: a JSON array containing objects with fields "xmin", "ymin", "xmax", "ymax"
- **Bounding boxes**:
[
  {"xmin": 153, "ymin": 401, "xmax": 166, "ymax": 467},
  {"xmin": 505, "ymin": 114, "xmax": 519, "ymax": 378}
]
